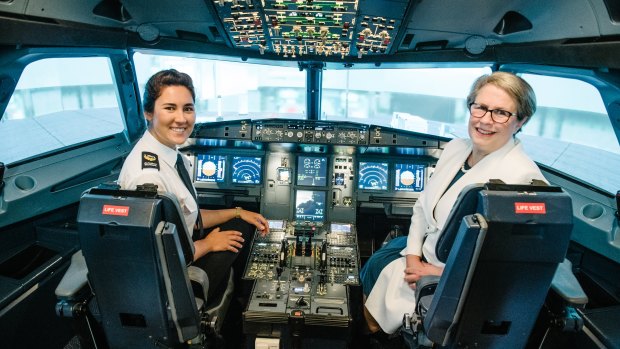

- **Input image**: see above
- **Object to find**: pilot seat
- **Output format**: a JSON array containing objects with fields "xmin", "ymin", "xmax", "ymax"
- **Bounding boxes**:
[
  {"xmin": 55, "ymin": 184, "xmax": 233, "ymax": 349},
  {"xmin": 401, "ymin": 181, "xmax": 588, "ymax": 349}
]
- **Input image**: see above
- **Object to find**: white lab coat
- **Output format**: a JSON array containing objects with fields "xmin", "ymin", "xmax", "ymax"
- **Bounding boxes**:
[{"xmin": 365, "ymin": 137, "xmax": 546, "ymax": 334}]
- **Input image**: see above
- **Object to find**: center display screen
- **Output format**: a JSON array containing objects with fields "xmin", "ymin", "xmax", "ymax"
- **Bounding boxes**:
[
  {"xmin": 295, "ymin": 190, "xmax": 326, "ymax": 222},
  {"xmin": 231, "ymin": 156, "xmax": 262, "ymax": 184},
  {"xmin": 296, "ymin": 155, "xmax": 328, "ymax": 187},
  {"xmin": 195, "ymin": 154, "xmax": 226, "ymax": 183}
]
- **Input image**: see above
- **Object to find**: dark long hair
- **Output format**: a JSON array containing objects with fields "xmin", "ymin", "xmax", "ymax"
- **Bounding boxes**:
[{"xmin": 142, "ymin": 69, "xmax": 196, "ymax": 114}]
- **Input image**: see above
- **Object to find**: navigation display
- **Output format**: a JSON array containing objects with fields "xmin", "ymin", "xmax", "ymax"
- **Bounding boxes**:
[
  {"xmin": 296, "ymin": 156, "xmax": 327, "ymax": 187},
  {"xmin": 231, "ymin": 156, "xmax": 262, "ymax": 184},
  {"xmin": 358, "ymin": 161, "xmax": 389, "ymax": 190},
  {"xmin": 394, "ymin": 163, "xmax": 425, "ymax": 192},
  {"xmin": 195, "ymin": 154, "xmax": 226, "ymax": 183},
  {"xmin": 295, "ymin": 190, "xmax": 326, "ymax": 222}
]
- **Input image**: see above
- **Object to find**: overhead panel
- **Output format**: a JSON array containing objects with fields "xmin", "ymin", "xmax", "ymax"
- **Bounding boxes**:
[{"xmin": 210, "ymin": 0, "xmax": 409, "ymax": 59}]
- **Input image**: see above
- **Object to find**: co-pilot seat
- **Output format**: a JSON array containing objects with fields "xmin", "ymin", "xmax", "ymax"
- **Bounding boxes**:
[
  {"xmin": 404, "ymin": 181, "xmax": 587, "ymax": 349},
  {"xmin": 55, "ymin": 185, "xmax": 233, "ymax": 349}
]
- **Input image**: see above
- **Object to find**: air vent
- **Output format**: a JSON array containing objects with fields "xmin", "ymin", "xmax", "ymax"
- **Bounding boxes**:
[
  {"xmin": 93, "ymin": 0, "xmax": 132, "ymax": 22},
  {"xmin": 603, "ymin": 0, "xmax": 620, "ymax": 23},
  {"xmin": 401, "ymin": 33, "xmax": 415, "ymax": 48},
  {"xmin": 493, "ymin": 11, "xmax": 532, "ymax": 35},
  {"xmin": 563, "ymin": 34, "xmax": 620, "ymax": 45},
  {"xmin": 414, "ymin": 40, "xmax": 448, "ymax": 51},
  {"xmin": 208, "ymin": 26, "xmax": 223, "ymax": 41},
  {"xmin": 176, "ymin": 30, "xmax": 209, "ymax": 43}
]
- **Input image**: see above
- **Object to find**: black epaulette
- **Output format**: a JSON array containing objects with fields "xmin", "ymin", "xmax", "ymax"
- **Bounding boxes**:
[{"xmin": 141, "ymin": 152, "xmax": 160, "ymax": 170}]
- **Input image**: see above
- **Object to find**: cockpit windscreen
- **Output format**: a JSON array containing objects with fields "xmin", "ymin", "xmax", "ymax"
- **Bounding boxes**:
[
  {"xmin": 195, "ymin": 154, "xmax": 226, "ymax": 182},
  {"xmin": 232, "ymin": 156, "xmax": 262, "ymax": 184},
  {"xmin": 295, "ymin": 190, "xmax": 326, "ymax": 222},
  {"xmin": 394, "ymin": 163, "xmax": 425, "ymax": 192},
  {"xmin": 358, "ymin": 162, "xmax": 389, "ymax": 190},
  {"xmin": 296, "ymin": 156, "xmax": 327, "ymax": 187}
]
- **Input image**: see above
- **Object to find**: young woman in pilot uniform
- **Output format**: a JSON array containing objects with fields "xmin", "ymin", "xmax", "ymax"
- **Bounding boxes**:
[
  {"xmin": 118, "ymin": 69, "xmax": 269, "ymax": 300},
  {"xmin": 360, "ymin": 71, "xmax": 547, "ymax": 335}
]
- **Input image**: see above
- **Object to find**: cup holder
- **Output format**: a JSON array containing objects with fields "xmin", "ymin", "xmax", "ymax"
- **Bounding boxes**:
[
  {"xmin": 581, "ymin": 203, "xmax": 604, "ymax": 220},
  {"xmin": 14, "ymin": 175, "xmax": 36, "ymax": 191}
]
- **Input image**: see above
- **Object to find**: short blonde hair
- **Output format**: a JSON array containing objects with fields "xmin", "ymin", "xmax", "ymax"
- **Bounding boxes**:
[{"xmin": 466, "ymin": 71, "xmax": 536, "ymax": 126}]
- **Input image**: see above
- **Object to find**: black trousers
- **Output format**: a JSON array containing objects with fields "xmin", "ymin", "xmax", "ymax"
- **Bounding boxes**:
[{"xmin": 192, "ymin": 218, "xmax": 254, "ymax": 304}]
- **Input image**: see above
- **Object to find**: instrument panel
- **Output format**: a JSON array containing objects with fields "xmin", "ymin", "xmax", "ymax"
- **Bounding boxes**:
[
  {"xmin": 190, "ymin": 150, "xmax": 430, "ymax": 197},
  {"xmin": 186, "ymin": 119, "xmax": 443, "ymax": 337},
  {"xmin": 188, "ymin": 119, "xmax": 440, "ymax": 223}
]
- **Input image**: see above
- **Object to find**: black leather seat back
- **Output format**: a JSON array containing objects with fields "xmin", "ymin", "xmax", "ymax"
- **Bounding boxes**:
[
  {"xmin": 77, "ymin": 188, "xmax": 200, "ymax": 348},
  {"xmin": 423, "ymin": 184, "xmax": 573, "ymax": 348}
]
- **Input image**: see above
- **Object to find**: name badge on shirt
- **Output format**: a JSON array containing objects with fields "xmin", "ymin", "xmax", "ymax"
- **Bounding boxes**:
[{"xmin": 142, "ymin": 152, "xmax": 160, "ymax": 170}]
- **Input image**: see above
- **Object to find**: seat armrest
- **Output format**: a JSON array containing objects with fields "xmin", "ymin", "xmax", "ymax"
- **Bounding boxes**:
[
  {"xmin": 415, "ymin": 275, "xmax": 441, "ymax": 301},
  {"xmin": 188, "ymin": 265, "xmax": 209, "ymax": 303},
  {"xmin": 551, "ymin": 258, "xmax": 588, "ymax": 306},
  {"xmin": 55, "ymin": 250, "xmax": 88, "ymax": 300}
]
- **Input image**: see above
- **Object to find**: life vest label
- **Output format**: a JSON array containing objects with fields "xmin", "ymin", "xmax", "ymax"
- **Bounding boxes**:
[
  {"xmin": 515, "ymin": 202, "xmax": 546, "ymax": 214},
  {"xmin": 102, "ymin": 204, "xmax": 130, "ymax": 216}
]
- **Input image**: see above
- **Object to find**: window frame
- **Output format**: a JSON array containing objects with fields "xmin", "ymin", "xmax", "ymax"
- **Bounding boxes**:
[{"xmin": 0, "ymin": 49, "xmax": 143, "ymax": 167}]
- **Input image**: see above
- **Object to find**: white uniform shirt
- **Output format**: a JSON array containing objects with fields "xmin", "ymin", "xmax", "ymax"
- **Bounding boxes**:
[{"xmin": 118, "ymin": 130, "xmax": 198, "ymax": 233}]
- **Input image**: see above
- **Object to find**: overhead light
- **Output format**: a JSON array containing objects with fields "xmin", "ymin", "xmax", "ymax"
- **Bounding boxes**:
[
  {"xmin": 137, "ymin": 24, "xmax": 160, "ymax": 44},
  {"xmin": 464, "ymin": 35, "xmax": 487, "ymax": 55}
]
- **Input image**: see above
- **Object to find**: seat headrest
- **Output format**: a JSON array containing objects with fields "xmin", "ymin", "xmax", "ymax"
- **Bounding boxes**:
[
  {"xmin": 82, "ymin": 187, "xmax": 195, "ymax": 265},
  {"xmin": 435, "ymin": 181, "xmax": 564, "ymax": 263}
]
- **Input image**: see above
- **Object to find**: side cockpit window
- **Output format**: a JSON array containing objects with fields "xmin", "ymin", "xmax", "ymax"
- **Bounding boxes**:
[
  {"xmin": 0, "ymin": 57, "xmax": 124, "ymax": 165},
  {"xmin": 519, "ymin": 73, "xmax": 620, "ymax": 193}
]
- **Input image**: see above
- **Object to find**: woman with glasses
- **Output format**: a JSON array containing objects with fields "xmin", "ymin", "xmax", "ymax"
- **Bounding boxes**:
[{"xmin": 360, "ymin": 71, "xmax": 547, "ymax": 339}]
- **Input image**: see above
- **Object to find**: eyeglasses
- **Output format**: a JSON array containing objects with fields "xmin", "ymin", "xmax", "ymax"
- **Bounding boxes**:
[{"xmin": 468, "ymin": 103, "xmax": 516, "ymax": 124}]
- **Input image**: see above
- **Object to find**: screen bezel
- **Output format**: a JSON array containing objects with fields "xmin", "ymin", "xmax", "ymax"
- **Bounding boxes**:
[
  {"xmin": 357, "ymin": 161, "xmax": 390, "ymax": 191},
  {"xmin": 230, "ymin": 155, "xmax": 263, "ymax": 185},
  {"xmin": 296, "ymin": 155, "xmax": 328, "ymax": 187},
  {"xmin": 194, "ymin": 154, "xmax": 227, "ymax": 183},
  {"xmin": 393, "ymin": 162, "xmax": 426, "ymax": 192},
  {"xmin": 294, "ymin": 189, "xmax": 327, "ymax": 222}
]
